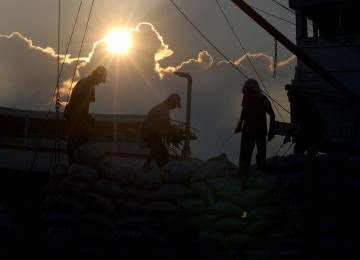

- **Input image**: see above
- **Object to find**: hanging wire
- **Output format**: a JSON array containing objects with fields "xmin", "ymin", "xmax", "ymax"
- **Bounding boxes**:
[
  {"xmin": 29, "ymin": 0, "xmax": 92, "ymax": 171},
  {"xmin": 271, "ymin": 0, "xmax": 295, "ymax": 14},
  {"xmin": 273, "ymin": 38, "xmax": 278, "ymax": 78},
  {"xmin": 170, "ymin": 0, "xmax": 292, "ymax": 160},
  {"xmin": 55, "ymin": 0, "xmax": 61, "ymax": 113},
  {"xmin": 214, "ymin": 0, "xmax": 288, "ymax": 120},
  {"xmin": 30, "ymin": 0, "xmax": 63, "ymax": 168},
  {"xmin": 66, "ymin": 0, "xmax": 96, "ymax": 103},
  {"xmin": 282, "ymin": 142, "xmax": 294, "ymax": 156},
  {"xmin": 169, "ymin": 0, "xmax": 249, "ymax": 80},
  {"xmin": 254, "ymin": 4, "xmax": 294, "ymax": 24},
  {"xmin": 171, "ymin": 0, "xmax": 289, "ymax": 118},
  {"xmin": 221, "ymin": 133, "xmax": 237, "ymax": 149},
  {"xmin": 49, "ymin": 0, "xmax": 84, "ymax": 111},
  {"xmin": 52, "ymin": 0, "xmax": 62, "ymax": 163}
]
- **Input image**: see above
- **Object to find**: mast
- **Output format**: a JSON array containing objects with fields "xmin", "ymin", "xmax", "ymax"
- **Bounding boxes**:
[{"xmin": 230, "ymin": 0, "xmax": 358, "ymax": 104}]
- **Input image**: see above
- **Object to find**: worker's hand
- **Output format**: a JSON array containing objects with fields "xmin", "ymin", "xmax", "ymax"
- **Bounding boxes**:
[
  {"xmin": 235, "ymin": 125, "xmax": 242, "ymax": 134},
  {"xmin": 284, "ymin": 135, "xmax": 291, "ymax": 143},
  {"xmin": 172, "ymin": 137, "xmax": 183, "ymax": 149}
]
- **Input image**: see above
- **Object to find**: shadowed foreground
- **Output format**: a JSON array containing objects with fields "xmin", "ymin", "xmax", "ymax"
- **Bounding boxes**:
[{"xmin": 1, "ymin": 151, "xmax": 360, "ymax": 258}]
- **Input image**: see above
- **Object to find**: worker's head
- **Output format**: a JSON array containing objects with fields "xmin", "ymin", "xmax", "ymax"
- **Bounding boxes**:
[
  {"xmin": 285, "ymin": 84, "xmax": 293, "ymax": 91},
  {"xmin": 166, "ymin": 93, "xmax": 182, "ymax": 109},
  {"xmin": 242, "ymin": 79, "xmax": 259, "ymax": 93},
  {"xmin": 242, "ymin": 78, "xmax": 262, "ymax": 97},
  {"xmin": 287, "ymin": 88, "xmax": 303, "ymax": 103},
  {"xmin": 91, "ymin": 66, "xmax": 107, "ymax": 84}
]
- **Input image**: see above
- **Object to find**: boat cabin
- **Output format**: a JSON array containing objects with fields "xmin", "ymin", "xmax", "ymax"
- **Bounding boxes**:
[
  {"xmin": 0, "ymin": 107, "xmax": 199, "ymax": 172},
  {"xmin": 288, "ymin": 0, "xmax": 360, "ymax": 154}
]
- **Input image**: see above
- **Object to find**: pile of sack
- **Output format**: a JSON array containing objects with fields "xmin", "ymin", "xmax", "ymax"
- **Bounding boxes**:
[{"xmin": 40, "ymin": 143, "xmax": 302, "ymax": 257}]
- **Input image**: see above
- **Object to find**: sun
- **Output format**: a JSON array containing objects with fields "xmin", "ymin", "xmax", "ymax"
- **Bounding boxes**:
[{"xmin": 105, "ymin": 30, "xmax": 132, "ymax": 55}]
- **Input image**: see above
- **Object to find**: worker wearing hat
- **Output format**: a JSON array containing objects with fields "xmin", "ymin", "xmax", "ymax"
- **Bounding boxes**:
[
  {"xmin": 235, "ymin": 79, "xmax": 275, "ymax": 176},
  {"xmin": 139, "ymin": 93, "xmax": 183, "ymax": 171},
  {"xmin": 64, "ymin": 65, "xmax": 108, "ymax": 164}
]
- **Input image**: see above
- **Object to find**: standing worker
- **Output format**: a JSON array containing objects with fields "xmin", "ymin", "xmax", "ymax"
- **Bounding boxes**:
[
  {"xmin": 234, "ymin": 79, "xmax": 275, "ymax": 177},
  {"xmin": 284, "ymin": 85, "xmax": 325, "ymax": 156},
  {"xmin": 139, "ymin": 93, "xmax": 183, "ymax": 171},
  {"xmin": 64, "ymin": 65, "xmax": 107, "ymax": 164}
]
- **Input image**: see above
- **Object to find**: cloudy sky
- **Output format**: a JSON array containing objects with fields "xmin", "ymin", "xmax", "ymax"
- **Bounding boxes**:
[{"xmin": 0, "ymin": 0, "xmax": 297, "ymax": 164}]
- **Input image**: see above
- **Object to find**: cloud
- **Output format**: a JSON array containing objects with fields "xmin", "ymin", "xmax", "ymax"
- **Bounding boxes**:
[
  {"xmin": 0, "ymin": 32, "xmax": 72, "ymax": 110},
  {"xmin": 1, "ymin": 32, "xmax": 56, "ymax": 56},
  {"xmin": 0, "ymin": 22, "xmax": 295, "ymax": 163},
  {"xmin": 219, "ymin": 52, "xmax": 295, "ymax": 77},
  {"xmin": 159, "ymin": 50, "xmax": 214, "ymax": 78}
]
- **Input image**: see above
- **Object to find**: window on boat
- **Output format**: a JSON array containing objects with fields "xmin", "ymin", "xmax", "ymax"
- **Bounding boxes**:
[
  {"xmin": 86, "ymin": 122, "xmax": 141, "ymax": 143},
  {"xmin": 0, "ymin": 115, "xmax": 25, "ymax": 137},
  {"xmin": 301, "ymin": 2, "xmax": 360, "ymax": 38},
  {"xmin": 88, "ymin": 121, "xmax": 113, "ymax": 142},
  {"xmin": 27, "ymin": 118, "xmax": 67, "ymax": 138}
]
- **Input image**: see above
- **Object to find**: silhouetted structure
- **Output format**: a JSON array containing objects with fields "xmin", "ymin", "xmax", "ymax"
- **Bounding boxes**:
[{"xmin": 285, "ymin": 85, "xmax": 325, "ymax": 156}]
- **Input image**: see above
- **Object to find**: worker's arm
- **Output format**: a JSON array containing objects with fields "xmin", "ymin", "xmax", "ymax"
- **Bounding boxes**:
[
  {"xmin": 267, "ymin": 101, "xmax": 276, "ymax": 141},
  {"xmin": 235, "ymin": 109, "xmax": 244, "ymax": 133}
]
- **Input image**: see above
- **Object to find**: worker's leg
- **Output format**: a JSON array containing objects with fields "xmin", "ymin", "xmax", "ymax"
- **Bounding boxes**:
[
  {"xmin": 255, "ymin": 134, "xmax": 267, "ymax": 170},
  {"xmin": 239, "ymin": 132, "xmax": 255, "ymax": 178},
  {"xmin": 142, "ymin": 135, "xmax": 169, "ymax": 169},
  {"xmin": 66, "ymin": 121, "xmax": 88, "ymax": 165}
]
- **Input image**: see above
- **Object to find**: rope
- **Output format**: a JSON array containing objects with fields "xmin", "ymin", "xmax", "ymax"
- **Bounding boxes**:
[
  {"xmin": 49, "ymin": 0, "xmax": 84, "ymax": 111},
  {"xmin": 282, "ymin": 142, "xmax": 294, "ymax": 156},
  {"xmin": 215, "ymin": 0, "xmax": 287, "ymax": 120},
  {"xmin": 221, "ymin": 133, "xmax": 237, "ymax": 148},
  {"xmin": 52, "ymin": 0, "xmax": 62, "ymax": 162},
  {"xmin": 215, "ymin": 0, "xmax": 294, "ymax": 156},
  {"xmin": 31, "ymin": 0, "xmax": 62, "ymax": 170},
  {"xmin": 66, "ymin": 0, "xmax": 96, "ymax": 103},
  {"xmin": 171, "ymin": 0, "xmax": 291, "ymax": 155},
  {"xmin": 29, "ymin": 0, "xmax": 92, "ymax": 171},
  {"xmin": 273, "ymin": 38, "xmax": 277, "ymax": 78},
  {"xmin": 169, "ymin": 0, "xmax": 249, "ymax": 80},
  {"xmin": 271, "ymin": 0, "xmax": 295, "ymax": 15}
]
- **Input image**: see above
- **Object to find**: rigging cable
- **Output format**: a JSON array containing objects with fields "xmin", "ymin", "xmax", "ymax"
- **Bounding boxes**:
[
  {"xmin": 170, "ymin": 0, "xmax": 288, "ymax": 118},
  {"xmin": 273, "ymin": 38, "xmax": 277, "ymax": 78},
  {"xmin": 53, "ymin": 0, "xmax": 62, "ymax": 163},
  {"xmin": 29, "ymin": 0, "xmax": 90, "ymax": 171},
  {"xmin": 49, "ymin": 0, "xmax": 84, "ymax": 111},
  {"xmin": 52, "ymin": 0, "xmax": 86, "ymax": 162},
  {"xmin": 169, "ymin": 0, "xmax": 248, "ymax": 80},
  {"xmin": 271, "ymin": 0, "xmax": 295, "ymax": 15},
  {"xmin": 215, "ymin": 0, "xmax": 287, "ymax": 121},
  {"xmin": 31, "ymin": 0, "xmax": 63, "ymax": 170},
  {"xmin": 171, "ymin": 0, "xmax": 293, "ymax": 154},
  {"xmin": 66, "ymin": 0, "xmax": 96, "ymax": 103}
]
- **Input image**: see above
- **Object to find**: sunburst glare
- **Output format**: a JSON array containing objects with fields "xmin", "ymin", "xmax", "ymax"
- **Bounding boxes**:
[{"xmin": 105, "ymin": 29, "xmax": 132, "ymax": 55}]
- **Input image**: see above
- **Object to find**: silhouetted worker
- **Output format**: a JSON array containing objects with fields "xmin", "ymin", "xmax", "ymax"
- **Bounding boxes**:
[
  {"xmin": 64, "ymin": 66, "xmax": 107, "ymax": 164},
  {"xmin": 140, "ymin": 93, "xmax": 183, "ymax": 171},
  {"xmin": 284, "ymin": 85, "xmax": 325, "ymax": 156},
  {"xmin": 235, "ymin": 79, "xmax": 275, "ymax": 176}
]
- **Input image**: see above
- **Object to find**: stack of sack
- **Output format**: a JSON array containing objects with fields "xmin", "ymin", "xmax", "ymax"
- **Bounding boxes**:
[{"xmin": 40, "ymin": 143, "xmax": 300, "ymax": 258}]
